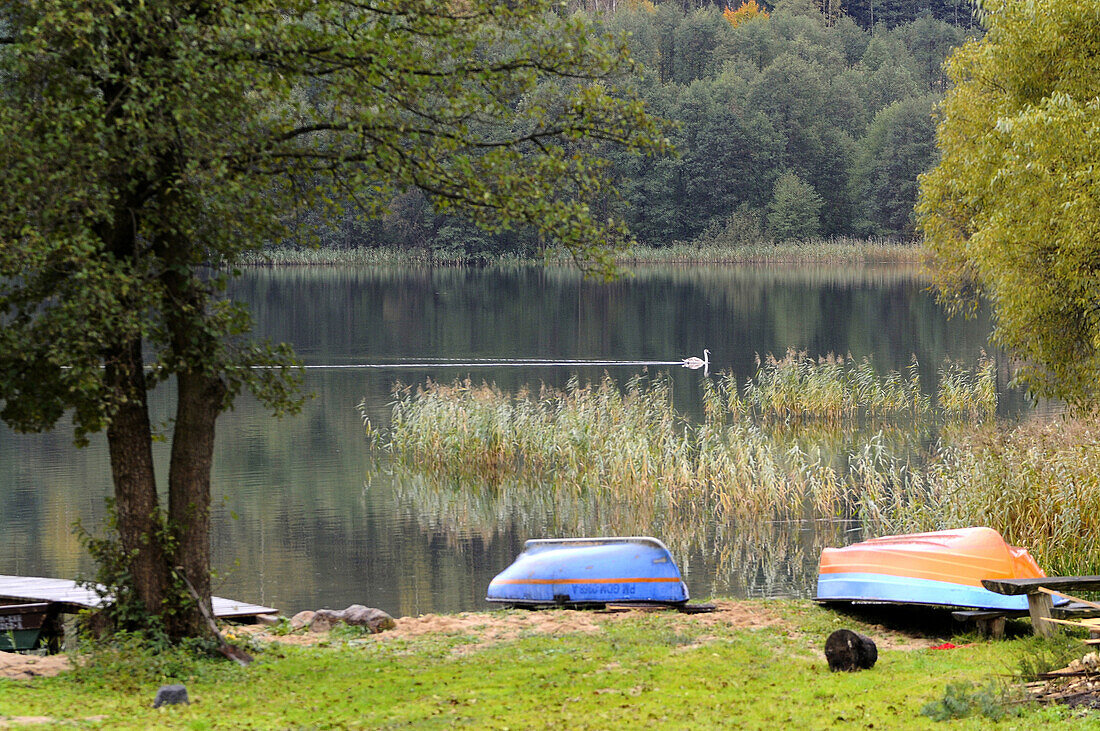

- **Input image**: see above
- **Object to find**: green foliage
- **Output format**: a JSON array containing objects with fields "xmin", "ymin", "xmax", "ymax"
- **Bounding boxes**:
[
  {"xmin": 319, "ymin": 2, "xmax": 962, "ymax": 250},
  {"xmin": 74, "ymin": 506, "xmax": 190, "ymax": 641},
  {"xmin": 851, "ymin": 95, "xmax": 938, "ymax": 237},
  {"xmin": 68, "ymin": 631, "xmax": 229, "ymax": 693},
  {"xmin": 766, "ymin": 172, "xmax": 825, "ymax": 240},
  {"xmin": 918, "ymin": 0, "xmax": 1100, "ymax": 409},
  {"xmin": 1014, "ymin": 634, "xmax": 1084, "ymax": 681},
  {"xmin": 0, "ymin": 0, "xmax": 667, "ymax": 434},
  {"xmin": 920, "ymin": 681, "xmax": 1018, "ymax": 722}
]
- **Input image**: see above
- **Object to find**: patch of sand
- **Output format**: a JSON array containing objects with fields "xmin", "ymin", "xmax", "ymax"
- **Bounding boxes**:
[
  {"xmin": 237, "ymin": 600, "xmax": 941, "ymax": 657},
  {"xmin": 0, "ymin": 602, "xmax": 948, "ymax": 679},
  {"xmin": 0, "ymin": 651, "xmax": 70, "ymax": 680}
]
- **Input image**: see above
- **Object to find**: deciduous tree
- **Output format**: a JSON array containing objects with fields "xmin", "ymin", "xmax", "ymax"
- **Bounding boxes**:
[
  {"xmin": 918, "ymin": 0, "xmax": 1100, "ymax": 408},
  {"xmin": 767, "ymin": 172, "xmax": 824, "ymax": 240},
  {"xmin": 0, "ymin": 0, "xmax": 665, "ymax": 639}
]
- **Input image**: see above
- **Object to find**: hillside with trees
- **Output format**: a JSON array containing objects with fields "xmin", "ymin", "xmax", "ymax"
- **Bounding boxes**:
[{"xmin": 319, "ymin": 0, "xmax": 970, "ymax": 256}]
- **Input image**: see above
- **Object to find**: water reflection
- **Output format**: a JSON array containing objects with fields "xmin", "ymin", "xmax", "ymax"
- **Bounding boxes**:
[
  {"xmin": 394, "ymin": 471, "xmax": 860, "ymax": 600},
  {"xmin": 1, "ymin": 263, "xmax": 1011, "ymax": 617}
]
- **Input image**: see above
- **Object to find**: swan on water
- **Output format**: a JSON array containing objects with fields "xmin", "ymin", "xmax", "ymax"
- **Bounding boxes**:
[{"xmin": 682, "ymin": 349, "xmax": 710, "ymax": 369}]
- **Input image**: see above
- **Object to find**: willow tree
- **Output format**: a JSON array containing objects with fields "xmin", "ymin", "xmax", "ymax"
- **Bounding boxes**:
[
  {"xmin": 0, "ymin": 0, "xmax": 665, "ymax": 639},
  {"xmin": 917, "ymin": 0, "xmax": 1100, "ymax": 410}
]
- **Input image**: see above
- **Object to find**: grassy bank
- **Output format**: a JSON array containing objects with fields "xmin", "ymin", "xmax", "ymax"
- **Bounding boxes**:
[
  {"xmin": 0, "ymin": 601, "xmax": 1089, "ymax": 728},
  {"xmin": 238, "ymin": 238, "xmax": 920, "ymax": 267}
]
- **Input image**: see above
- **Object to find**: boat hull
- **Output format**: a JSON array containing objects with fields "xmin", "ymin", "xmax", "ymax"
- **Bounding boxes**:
[
  {"xmin": 816, "ymin": 528, "xmax": 1045, "ymax": 610},
  {"xmin": 487, "ymin": 537, "xmax": 688, "ymax": 607}
]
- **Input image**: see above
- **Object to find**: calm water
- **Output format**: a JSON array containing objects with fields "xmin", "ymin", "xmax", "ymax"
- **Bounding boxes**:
[{"xmin": 0, "ymin": 263, "xmax": 1006, "ymax": 617}]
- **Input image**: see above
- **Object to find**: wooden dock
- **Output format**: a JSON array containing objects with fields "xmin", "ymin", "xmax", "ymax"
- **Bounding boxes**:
[{"xmin": 0, "ymin": 574, "xmax": 277, "ymax": 619}]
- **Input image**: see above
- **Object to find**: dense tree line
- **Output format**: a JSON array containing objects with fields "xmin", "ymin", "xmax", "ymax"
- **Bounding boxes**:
[
  {"xmin": 322, "ymin": 0, "xmax": 966, "ymax": 253},
  {"xmin": 572, "ymin": 0, "xmax": 978, "ymax": 31}
]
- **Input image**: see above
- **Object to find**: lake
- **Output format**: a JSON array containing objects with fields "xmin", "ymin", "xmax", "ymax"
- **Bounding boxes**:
[{"xmin": 0, "ymin": 263, "xmax": 1007, "ymax": 617}]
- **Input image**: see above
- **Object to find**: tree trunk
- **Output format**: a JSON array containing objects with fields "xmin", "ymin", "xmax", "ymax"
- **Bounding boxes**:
[
  {"xmin": 167, "ymin": 370, "xmax": 227, "ymax": 638},
  {"xmin": 105, "ymin": 339, "xmax": 168, "ymax": 619}
]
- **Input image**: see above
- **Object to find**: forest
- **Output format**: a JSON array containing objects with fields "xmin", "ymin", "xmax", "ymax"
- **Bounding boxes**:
[{"xmin": 314, "ymin": 0, "xmax": 972, "ymax": 255}]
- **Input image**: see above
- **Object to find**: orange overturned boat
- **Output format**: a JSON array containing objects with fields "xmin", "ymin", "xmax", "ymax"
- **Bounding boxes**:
[{"xmin": 816, "ymin": 527, "xmax": 1047, "ymax": 610}]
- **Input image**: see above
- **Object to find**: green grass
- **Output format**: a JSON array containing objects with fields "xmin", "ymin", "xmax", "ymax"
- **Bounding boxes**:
[{"xmin": 0, "ymin": 601, "xmax": 1092, "ymax": 728}]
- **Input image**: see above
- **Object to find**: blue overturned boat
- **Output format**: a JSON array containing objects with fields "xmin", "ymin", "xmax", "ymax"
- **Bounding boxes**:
[{"xmin": 487, "ymin": 537, "xmax": 710, "ymax": 611}]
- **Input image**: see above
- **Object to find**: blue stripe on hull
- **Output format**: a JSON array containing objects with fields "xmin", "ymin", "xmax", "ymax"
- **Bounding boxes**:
[
  {"xmin": 816, "ymin": 572, "xmax": 1031, "ymax": 610},
  {"xmin": 488, "ymin": 581, "xmax": 686, "ymax": 604}
]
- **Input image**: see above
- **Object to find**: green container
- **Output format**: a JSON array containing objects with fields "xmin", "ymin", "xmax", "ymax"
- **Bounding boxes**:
[{"xmin": 0, "ymin": 602, "xmax": 52, "ymax": 651}]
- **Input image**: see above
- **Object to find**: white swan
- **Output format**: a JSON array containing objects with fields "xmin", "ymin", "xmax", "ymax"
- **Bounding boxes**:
[{"xmin": 682, "ymin": 348, "xmax": 710, "ymax": 370}]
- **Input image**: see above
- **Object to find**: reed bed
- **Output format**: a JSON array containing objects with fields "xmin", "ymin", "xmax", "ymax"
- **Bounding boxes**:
[
  {"xmin": 619, "ymin": 237, "xmax": 921, "ymax": 265},
  {"xmin": 236, "ymin": 245, "xmax": 537, "ymax": 267},
  {"xmin": 937, "ymin": 356, "xmax": 998, "ymax": 420},
  {"xmin": 375, "ymin": 357, "xmax": 1100, "ymax": 579},
  {"xmin": 865, "ymin": 419, "xmax": 1100, "ymax": 576},
  {"xmin": 236, "ymin": 238, "xmax": 920, "ymax": 267},
  {"xmin": 374, "ymin": 356, "xmax": 1100, "ymax": 579},
  {"xmin": 378, "ymin": 356, "xmax": 997, "ymax": 525},
  {"xmin": 729, "ymin": 350, "xmax": 929, "ymax": 422}
]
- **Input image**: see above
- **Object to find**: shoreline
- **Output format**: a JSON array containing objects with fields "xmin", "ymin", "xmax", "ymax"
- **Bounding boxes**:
[{"xmin": 234, "ymin": 239, "xmax": 923, "ymax": 268}]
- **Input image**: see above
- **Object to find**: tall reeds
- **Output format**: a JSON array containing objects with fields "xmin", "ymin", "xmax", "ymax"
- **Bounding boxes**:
[
  {"xmin": 236, "ymin": 238, "xmax": 921, "ymax": 267},
  {"xmin": 373, "ymin": 355, "xmax": 1100, "ymax": 582},
  {"xmin": 375, "ymin": 354, "xmax": 999, "ymax": 528},
  {"xmin": 865, "ymin": 419, "xmax": 1100, "ymax": 576},
  {"xmin": 618, "ymin": 237, "xmax": 920, "ymax": 265},
  {"xmin": 733, "ymin": 350, "xmax": 929, "ymax": 422}
]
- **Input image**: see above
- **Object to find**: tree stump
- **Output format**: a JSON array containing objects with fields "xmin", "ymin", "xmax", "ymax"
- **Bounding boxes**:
[{"xmin": 825, "ymin": 629, "xmax": 878, "ymax": 672}]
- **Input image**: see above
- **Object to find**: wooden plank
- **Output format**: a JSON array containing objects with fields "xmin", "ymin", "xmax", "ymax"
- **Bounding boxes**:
[
  {"xmin": 0, "ymin": 575, "xmax": 276, "ymax": 619},
  {"xmin": 210, "ymin": 596, "xmax": 278, "ymax": 619},
  {"xmin": 982, "ymin": 576, "xmax": 1100, "ymax": 595},
  {"xmin": 1027, "ymin": 591, "xmax": 1057, "ymax": 638},
  {"xmin": 1038, "ymin": 586, "xmax": 1100, "ymax": 610},
  {"xmin": 951, "ymin": 610, "xmax": 1021, "ymax": 620},
  {"xmin": 0, "ymin": 575, "xmax": 103, "ymax": 610},
  {"xmin": 1040, "ymin": 616, "xmax": 1100, "ymax": 630},
  {"xmin": 1053, "ymin": 602, "xmax": 1100, "ymax": 619}
]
